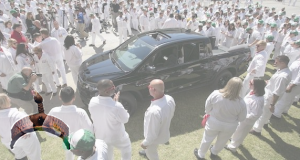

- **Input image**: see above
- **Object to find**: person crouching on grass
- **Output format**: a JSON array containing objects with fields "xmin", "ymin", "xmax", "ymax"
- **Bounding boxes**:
[{"xmin": 32, "ymin": 47, "xmax": 57, "ymax": 96}]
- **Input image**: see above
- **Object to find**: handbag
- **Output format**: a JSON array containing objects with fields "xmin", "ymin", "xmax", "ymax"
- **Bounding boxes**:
[
  {"xmin": 201, "ymin": 114, "xmax": 210, "ymax": 127},
  {"xmin": 18, "ymin": 89, "xmax": 34, "ymax": 101}
]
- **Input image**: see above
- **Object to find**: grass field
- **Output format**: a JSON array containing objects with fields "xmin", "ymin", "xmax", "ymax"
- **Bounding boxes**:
[{"xmin": 1, "ymin": 62, "xmax": 300, "ymax": 160}]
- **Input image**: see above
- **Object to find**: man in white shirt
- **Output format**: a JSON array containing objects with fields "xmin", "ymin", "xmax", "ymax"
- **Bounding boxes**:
[
  {"xmin": 37, "ymin": 28, "xmax": 67, "ymax": 88},
  {"xmin": 89, "ymin": 14, "xmax": 106, "ymax": 47},
  {"xmin": 241, "ymin": 41, "xmax": 268, "ymax": 97},
  {"xmin": 140, "ymin": 9, "xmax": 150, "ymax": 32},
  {"xmin": 89, "ymin": 79, "xmax": 131, "ymax": 160},
  {"xmin": 155, "ymin": 11, "xmax": 165, "ymax": 29},
  {"xmin": 247, "ymin": 27, "xmax": 262, "ymax": 58},
  {"xmin": 162, "ymin": 13, "xmax": 178, "ymax": 29},
  {"xmin": 51, "ymin": 21, "xmax": 68, "ymax": 59},
  {"xmin": 47, "ymin": 87, "xmax": 94, "ymax": 160},
  {"xmin": 140, "ymin": 79, "xmax": 176, "ymax": 160},
  {"xmin": 251, "ymin": 55, "xmax": 292, "ymax": 135},
  {"xmin": 116, "ymin": 12, "xmax": 128, "ymax": 45},
  {"xmin": 265, "ymin": 35, "xmax": 275, "ymax": 59}
]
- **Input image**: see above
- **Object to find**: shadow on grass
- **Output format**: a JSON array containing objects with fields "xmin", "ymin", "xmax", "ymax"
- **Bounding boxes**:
[
  {"xmin": 232, "ymin": 145, "xmax": 256, "ymax": 160},
  {"xmin": 269, "ymin": 116, "xmax": 296, "ymax": 133},
  {"xmin": 257, "ymin": 127, "xmax": 300, "ymax": 160}
]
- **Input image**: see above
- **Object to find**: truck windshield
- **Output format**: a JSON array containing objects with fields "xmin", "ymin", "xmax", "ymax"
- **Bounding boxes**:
[{"xmin": 112, "ymin": 38, "xmax": 154, "ymax": 71}]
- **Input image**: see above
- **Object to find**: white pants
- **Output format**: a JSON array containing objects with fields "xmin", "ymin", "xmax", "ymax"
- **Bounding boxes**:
[
  {"xmin": 118, "ymin": 27, "xmax": 127, "ymax": 44},
  {"xmin": 228, "ymin": 118, "xmax": 258, "ymax": 149},
  {"xmin": 141, "ymin": 26, "xmax": 149, "ymax": 33},
  {"xmin": 107, "ymin": 134, "xmax": 131, "ymax": 160},
  {"xmin": 10, "ymin": 132, "xmax": 42, "ymax": 160},
  {"xmin": 274, "ymin": 85, "xmax": 300, "ymax": 118},
  {"xmin": 53, "ymin": 58, "xmax": 67, "ymax": 86},
  {"xmin": 91, "ymin": 30, "xmax": 105, "ymax": 45},
  {"xmin": 273, "ymin": 41, "xmax": 282, "ymax": 59},
  {"xmin": 241, "ymin": 73, "xmax": 255, "ymax": 97},
  {"xmin": 132, "ymin": 19, "xmax": 139, "ymax": 31},
  {"xmin": 145, "ymin": 144, "xmax": 159, "ymax": 160},
  {"xmin": 69, "ymin": 65, "xmax": 80, "ymax": 85},
  {"xmin": 198, "ymin": 116, "xmax": 238, "ymax": 158},
  {"xmin": 0, "ymin": 72, "xmax": 15, "ymax": 90},
  {"xmin": 65, "ymin": 150, "xmax": 75, "ymax": 160},
  {"xmin": 288, "ymin": 0, "xmax": 297, "ymax": 5},
  {"xmin": 253, "ymin": 94, "xmax": 272, "ymax": 132},
  {"xmin": 104, "ymin": 11, "xmax": 110, "ymax": 22},
  {"xmin": 126, "ymin": 22, "xmax": 132, "ymax": 36},
  {"xmin": 43, "ymin": 73, "xmax": 57, "ymax": 93}
]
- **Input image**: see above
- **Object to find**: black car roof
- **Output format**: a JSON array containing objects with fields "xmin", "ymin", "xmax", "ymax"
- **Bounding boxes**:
[{"xmin": 137, "ymin": 28, "xmax": 209, "ymax": 47}]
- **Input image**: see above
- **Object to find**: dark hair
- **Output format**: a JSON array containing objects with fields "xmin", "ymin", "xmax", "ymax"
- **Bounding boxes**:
[
  {"xmin": 64, "ymin": 35, "xmax": 75, "ymax": 50},
  {"xmin": 40, "ymin": 28, "xmax": 49, "ymax": 35},
  {"xmin": 276, "ymin": 55, "xmax": 290, "ymax": 65},
  {"xmin": 16, "ymin": 43, "xmax": 28, "ymax": 57},
  {"xmin": 60, "ymin": 86, "xmax": 75, "ymax": 103},
  {"xmin": 12, "ymin": 23, "xmax": 22, "ymax": 30},
  {"xmin": 33, "ymin": 33, "xmax": 41, "ymax": 40},
  {"xmin": 169, "ymin": 13, "xmax": 174, "ymax": 18},
  {"xmin": 253, "ymin": 77, "xmax": 265, "ymax": 97}
]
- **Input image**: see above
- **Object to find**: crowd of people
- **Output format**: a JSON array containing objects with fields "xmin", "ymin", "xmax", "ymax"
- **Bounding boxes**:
[{"xmin": 0, "ymin": 0, "xmax": 300, "ymax": 159}]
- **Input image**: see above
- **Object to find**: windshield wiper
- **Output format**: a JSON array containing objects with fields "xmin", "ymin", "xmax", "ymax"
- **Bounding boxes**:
[{"xmin": 110, "ymin": 51, "xmax": 124, "ymax": 71}]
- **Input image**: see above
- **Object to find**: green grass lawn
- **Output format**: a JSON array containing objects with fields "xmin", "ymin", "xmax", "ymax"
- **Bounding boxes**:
[{"xmin": 1, "ymin": 61, "xmax": 300, "ymax": 160}]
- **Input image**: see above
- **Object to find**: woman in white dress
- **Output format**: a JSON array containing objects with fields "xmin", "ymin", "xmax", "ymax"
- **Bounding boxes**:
[
  {"xmin": 226, "ymin": 77, "xmax": 265, "ymax": 152},
  {"xmin": 222, "ymin": 22, "xmax": 236, "ymax": 48},
  {"xmin": 7, "ymin": 38, "xmax": 17, "ymax": 63},
  {"xmin": 64, "ymin": 35, "xmax": 83, "ymax": 85}
]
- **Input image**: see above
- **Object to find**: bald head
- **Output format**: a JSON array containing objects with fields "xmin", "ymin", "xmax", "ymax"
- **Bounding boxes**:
[
  {"xmin": 21, "ymin": 67, "xmax": 33, "ymax": 77},
  {"xmin": 97, "ymin": 79, "xmax": 114, "ymax": 96},
  {"xmin": 53, "ymin": 21, "xmax": 59, "ymax": 29},
  {"xmin": 150, "ymin": 79, "xmax": 164, "ymax": 93}
]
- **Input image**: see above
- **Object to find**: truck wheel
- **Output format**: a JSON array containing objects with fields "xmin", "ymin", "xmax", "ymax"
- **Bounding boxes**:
[
  {"xmin": 119, "ymin": 93, "xmax": 137, "ymax": 116},
  {"xmin": 213, "ymin": 70, "xmax": 233, "ymax": 89}
]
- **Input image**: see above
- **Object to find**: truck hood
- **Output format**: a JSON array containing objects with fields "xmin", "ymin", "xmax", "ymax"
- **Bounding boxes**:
[{"xmin": 80, "ymin": 51, "xmax": 126, "ymax": 83}]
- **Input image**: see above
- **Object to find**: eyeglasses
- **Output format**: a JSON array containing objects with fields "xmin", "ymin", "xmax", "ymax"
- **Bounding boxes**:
[{"xmin": 105, "ymin": 85, "xmax": 115, "ymax": 92}]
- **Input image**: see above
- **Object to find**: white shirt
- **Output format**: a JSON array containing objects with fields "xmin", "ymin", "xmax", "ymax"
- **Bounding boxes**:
[
  {"xmin": 33, "ymin": 53, "xmax": 55, "ymax": 74},
  {"xmin": 16, "ymin": 53, "xmax": 33, "ymax": 72},
  {"xmin": 289, "ymin": 59, "xmax": 300, "ymax": 85},
  {"xmin": 283, "ymin": 45, "xmax": 300, "ymax": 66},
  {"xmin": 37, "ymin": 37, "xmax": 63, "ymax": 60},
  {"xmin": 0, "ymin": 47, "xmax": 17, "ymax": 75},
  {"xmin": 265, "ymin": 42, "xmax": 275, "ymax": 59},
  {"xmin": 77, "ymin": 140, "xmax": 108, "ymax": 160},
  {"xmin": 48, "ymin": 105, "xmax": 94, "ymax": 134},
  {"xmin": 0, "ymin": 108, "xmax": 28, "ymax": 149},
  {"xmin": 248, "ymin": 30, "xmax": 262, "ymax": 44},
  {"xmin": 116, "ymin": 16, "xmax": 127, "ymax": 29},
  {"xmin": 247, "ymin": 50, "xmax": 268, "ymax": 77},
  {"xmin": 51, "ymin": 27, "xmax": 68, "ymax": 45},
  {"xmin": 64, "ymin": 45, "xmax": 83, "ymax": 68},
  {"xmin": 89, "ymin": 96, "xmax": 129, "ymax": 143},
  {"xmin": 142, "ymin": 95, "xmax": 175, "ymax": 146},
  {"xmin": 243, "ymin": 93, "xmax": 264, "ymax": 121},
  {"xmin": 139, "ymin": 14, "xmax": 150, "ymax": 28},
  {"xmin": 162, "ymin": 18, "xmax": 178, "ymax": 29},
  {"xmin": 91, "ymin": 17, "xmax": 102, "ymax": 32},
  {"xmin": 265, "ymin": 68, "xmax": 292, "ymax": 97},
  {"xmin": 205, "ymin": 90, "xmax": 247, "ymax": 123}
]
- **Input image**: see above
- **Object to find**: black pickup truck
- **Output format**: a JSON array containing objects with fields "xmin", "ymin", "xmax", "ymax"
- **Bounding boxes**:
[{"xmin": 78, "ymin": 28, "xmax": 250, "ymax": 114}]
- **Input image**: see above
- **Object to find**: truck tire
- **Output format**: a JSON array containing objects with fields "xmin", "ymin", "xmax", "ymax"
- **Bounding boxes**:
[
  {"xmin": 119, "ymin": 93, "xmax": 137, "ymax": 116},
  {"xmin": 213, "ymin": 70, "xmax": 233, "ymax": 89}
]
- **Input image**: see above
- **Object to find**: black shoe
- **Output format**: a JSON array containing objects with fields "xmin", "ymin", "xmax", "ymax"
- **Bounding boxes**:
[
  {"xmin": 271, "ymin": 114, "xmax": 281, "ymax": 119},
  {"xmin": 249, "ymin": 129, "xmax": 261, "ymax": 136},
  {"xmin": 103, "ymin": 40, "xmax": 106, "ymax": 45},
  {"xmin": 138, "ymin": 150, "xmax": 148, "ymax": 159},
  {"xmin": 89, "ymin": 44, "xmax": 95, "ymax": 46},
  {"xmin": 210, "ymin": 145, "xmax": 218, "ymax": 158},
  {"xmin": 194, "ymin": 148, "xmax": 205, "ymax": 160},
  {"xmin": 263, "ymin": 123, "xmax": 269, "ymax": 129},
  {"xmin": 293, "ymin": 101, "xmax": 298, "ymax": 106}
]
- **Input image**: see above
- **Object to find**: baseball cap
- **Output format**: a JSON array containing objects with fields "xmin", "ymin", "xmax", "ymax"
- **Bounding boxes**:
[
  {"xmin": 241, "ymin": 20, "xmax": 248, "ymax": 26},
  {"xmin": 290, "ymin": 30, "xmax": 298, "ymax": 36},
  {"xmin": 270, "ymin": 23, "xmax": 277, "ymax": 28},
  {"xmin": 69, "ymin": 129, "xmax": 95, "ymax": 151},
  {"xmin": 266, "ymin": 35, "xmax": 274, "ymax": 41},
  {"xmin": 258, "ymin": 20, "xmax": 264, "ymax": 25},
  {"xmin": 294, "ymin": 40, "xmax": 300, "ymax": 46},
  {"xmin": 294, "ymin": 17, "xmax": 299, "ymax": 22},
  {"xmin": 10, "ymin": 9, "xmax": 18, "ymax": 14},
  {"xmin": 246, "ymin": 27, "xmax": 253, "ymax": 32}
]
